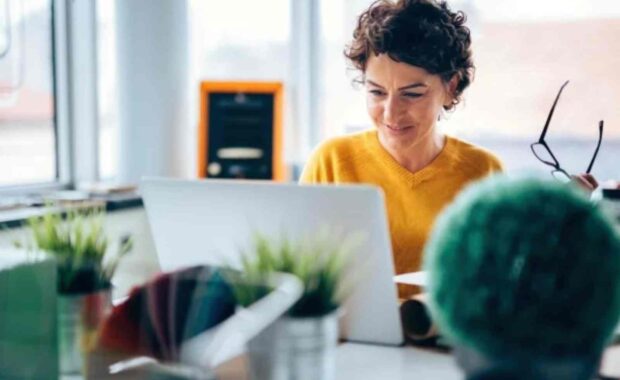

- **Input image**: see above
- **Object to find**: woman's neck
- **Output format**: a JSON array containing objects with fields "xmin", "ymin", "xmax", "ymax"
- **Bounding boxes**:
[{"xmin": 380, "ymin": 132, "xmax": 446, "ymax": 174}]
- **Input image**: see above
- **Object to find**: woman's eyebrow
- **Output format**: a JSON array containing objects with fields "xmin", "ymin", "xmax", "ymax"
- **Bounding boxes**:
[
  {"xmin": 398, "ymin": 82, "xmax": 427, "ymax": 91},
  {"xmin": 365, "ymin": 79, "xmax": 427, "ymax": 90},
  {"xmin": 365, "ymin": 79, "xmax": 384, "ymax": 88}
]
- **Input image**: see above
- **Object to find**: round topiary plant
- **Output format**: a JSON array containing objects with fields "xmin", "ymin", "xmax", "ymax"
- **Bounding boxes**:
[{"xmin": 424, "ymin": 176, "xmax": 620, "ymax": 360}]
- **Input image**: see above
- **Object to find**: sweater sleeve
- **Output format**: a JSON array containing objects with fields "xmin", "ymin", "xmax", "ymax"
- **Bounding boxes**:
[{"xmin": 489, "ymin": 154, "xmax": 504, "ymax": 173}]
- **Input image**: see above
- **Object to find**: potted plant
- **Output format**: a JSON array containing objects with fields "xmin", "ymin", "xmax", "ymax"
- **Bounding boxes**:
[
  {"xmin": 230, "ymin": 231, "xmax": 355, "ymax": 380},
  {"xmin": 16, "ymin": 205, "xmax": 133, "ymax": 375}
]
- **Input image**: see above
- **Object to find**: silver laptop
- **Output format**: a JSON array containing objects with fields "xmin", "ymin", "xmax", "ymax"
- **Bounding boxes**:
[{"xmin": 141, "ymin": 177, "xmax": 404, "ymax": 346}]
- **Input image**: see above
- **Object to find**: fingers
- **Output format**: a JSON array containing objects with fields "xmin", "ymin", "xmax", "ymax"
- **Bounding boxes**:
[
  {"xmin": 581, "ymin": 173, "xmax": 599, "ymax": 189},
  {"xmin": 570, "ymin": 173, "xmax": 598, "ymax": 193}
]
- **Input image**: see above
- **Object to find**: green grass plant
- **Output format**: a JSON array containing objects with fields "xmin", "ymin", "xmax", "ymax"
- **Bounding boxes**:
[
  {"xmin": 15, "ymin": 206, "xmax": 133, "ymax": 294},
  {"xmin": 231, "ymin": 230, "xmax": 356, "ymax": 317}
]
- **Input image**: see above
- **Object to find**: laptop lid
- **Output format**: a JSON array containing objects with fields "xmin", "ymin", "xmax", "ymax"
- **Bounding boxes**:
[{"xmin": 141, "ymin": 178, "xmax": 404, "ymax": 346}]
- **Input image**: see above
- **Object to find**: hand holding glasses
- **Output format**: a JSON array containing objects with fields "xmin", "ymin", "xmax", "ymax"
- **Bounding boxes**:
[{"xmin": 530, "ymin": 80, "xmax": 604, "ymax": 182}]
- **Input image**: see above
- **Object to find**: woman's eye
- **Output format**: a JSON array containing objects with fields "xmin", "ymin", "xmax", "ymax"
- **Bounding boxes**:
[
  {"xmin": 369, "ymin": 90, "xmax": 385, "ymax": 96},
  {"xmin": 403, "ymin": 92, "xmax": 423, "ymax": 98}
]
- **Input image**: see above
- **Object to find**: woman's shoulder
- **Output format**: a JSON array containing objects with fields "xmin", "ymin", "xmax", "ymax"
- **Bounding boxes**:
[
  {"xmin": 446, "ymin": 136, "xmax": 504, "ymax": 173},
  {"xmin": 300, "ymin": 130, "xmax": 374, "ymax": 183}
]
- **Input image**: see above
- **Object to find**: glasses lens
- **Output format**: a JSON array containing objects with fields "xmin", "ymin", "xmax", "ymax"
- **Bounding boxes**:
[
  {"xmin": 552, "ymin": 169, "xmax": 571, "ymax": 183},
  {"xmin": 531, "ymin": 143, "xmax": 557, "ymax": 167}
]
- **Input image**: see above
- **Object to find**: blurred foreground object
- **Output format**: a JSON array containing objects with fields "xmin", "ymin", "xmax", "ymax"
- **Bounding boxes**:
[
  {"xmin": 600, "ymin": 185, "xmax": 620, "ymax": 227},
  {"xmin": 0, "ymin": 250, "xmax": 58, "ymax": 379},
  {"xmin": 99, "ymin": 266, "xmax": 237, "ymax": 362},
  {"xmin": 94, "ymin": 266, "xmax": 302, "ymax": 379},
  {"xmin": 425, "ymin": 176, "xmax": 620, "ymax": 380}
]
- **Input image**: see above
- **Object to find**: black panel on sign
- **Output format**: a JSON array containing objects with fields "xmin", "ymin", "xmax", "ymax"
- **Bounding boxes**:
[{"xmin": 206, "ymin": 93, "xmax": 274, "ymax": 179}]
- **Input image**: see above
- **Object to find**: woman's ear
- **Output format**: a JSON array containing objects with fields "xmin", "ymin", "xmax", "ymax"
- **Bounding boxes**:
[{"xmin": 443, "ymin": 75, "xmax": 459, "ymax": 108}]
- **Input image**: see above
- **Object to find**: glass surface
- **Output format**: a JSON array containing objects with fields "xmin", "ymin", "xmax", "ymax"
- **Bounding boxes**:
[
  {"xmin": 96, "ymin": 0, "xmax": 291, "ymax": 180},
  {"xmin": 0, "ymin": 0, "xmax": 56, "ymax": 186},
  {"xmin": 316, "ymin": 0, "xmax": 620, "ymax": 181},
  {"xmin": 97, "ymin": 0, "xmax": 118, "ymax": 180}
]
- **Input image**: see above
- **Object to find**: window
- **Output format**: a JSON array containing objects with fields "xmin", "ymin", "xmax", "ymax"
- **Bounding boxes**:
[
  {"xmin": 92, "ymin": 0, "xmax": 620, "ymax": 183},
  {"xmin": 190, "ymin": 0, "xmax": 292, "ymax": 161},
  {"xmin": 317, "ymin": 0, "xmax": 620, "ymax": 181},
  {"xmin": 97, "ymin": 0, "xmax": 117, "ymax": 179},
  {"xmin": 190, "ymin": 0, "xmax": 290, "ymax": 81},
  {"xmin": 317, "ymin": 0, "xmax": 371, "ymax": 141},
  {"xmin": 451, "ymin": 0, "xmax": 620, "ymax": 181},
  {"xmin": 95, "ymin": 0, "xmax": 292, "ymax": 180},
  {"xmin": 0, "ymin": 0, "xmax": 56, "ymax": 186}
]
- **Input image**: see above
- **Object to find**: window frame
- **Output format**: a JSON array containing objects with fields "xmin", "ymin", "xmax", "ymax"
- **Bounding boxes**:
[{"xmin": 0, "ymin": 0, "xmax": 100, "ymax": 195}]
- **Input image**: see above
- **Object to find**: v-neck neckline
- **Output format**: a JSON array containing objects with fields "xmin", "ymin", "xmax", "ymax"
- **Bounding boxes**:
[{"xmin": 364, "ymin": 130, "xmax": 455, "ymax": 187}]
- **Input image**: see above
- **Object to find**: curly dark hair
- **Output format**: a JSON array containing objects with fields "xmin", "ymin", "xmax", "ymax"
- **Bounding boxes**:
[{"xmin": 345, "ymin": 0, "xmax": 474, "ymax": 110}]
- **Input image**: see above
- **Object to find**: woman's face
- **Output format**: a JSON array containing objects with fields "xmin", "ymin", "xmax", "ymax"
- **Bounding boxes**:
[{"xmin": 365, "ymin": 54, "xmax": 454, "ymax": 153}]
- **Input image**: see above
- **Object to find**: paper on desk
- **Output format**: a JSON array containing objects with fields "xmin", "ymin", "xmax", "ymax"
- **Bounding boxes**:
[{"xmin": 393, "ymin": 271, "xmax": 427, "ymax": 287}]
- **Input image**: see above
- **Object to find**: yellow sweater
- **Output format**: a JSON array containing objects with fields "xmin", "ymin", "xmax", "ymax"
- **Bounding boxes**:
[{"xmin": 300, "ymin": 130, "xmax": 503, "ymax": 298}]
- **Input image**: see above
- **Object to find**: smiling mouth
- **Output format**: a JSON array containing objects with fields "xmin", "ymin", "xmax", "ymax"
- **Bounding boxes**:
[{"xmin": 385, "ymin": 125, "xmax": 412, "ymax": 132}]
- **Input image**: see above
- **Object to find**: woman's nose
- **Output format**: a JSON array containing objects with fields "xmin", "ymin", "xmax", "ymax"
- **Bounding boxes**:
[{"xmin": 383, "ymin": 96, "xmax": 403, "ymax": 125}]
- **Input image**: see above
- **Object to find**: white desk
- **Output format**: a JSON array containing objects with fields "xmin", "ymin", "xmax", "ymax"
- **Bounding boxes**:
[
  {"xmin": 65, "ymin": 342, "xmax": 620, "ymax": 379},
  {"xmin": 215, "ymin": 342, "xmax": 461, "ymax": 380},
  {"xmin": 335, "ymin": 343, "xmax": 460, "ymax": 379},
  {"xmin": 215, "ymin": 342, "xmax": 620, "ymax": 380}
]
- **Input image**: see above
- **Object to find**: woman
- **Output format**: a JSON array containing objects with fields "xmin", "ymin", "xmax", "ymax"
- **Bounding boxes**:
[{"xmin": 300, "ymin": 0, "xmax": 501, "ymax": 298}]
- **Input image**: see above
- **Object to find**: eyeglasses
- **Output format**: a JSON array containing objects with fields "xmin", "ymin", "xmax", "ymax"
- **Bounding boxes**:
[{"xmin": 530, "ymin": 80, "xmax": 604, "ymax": 181}]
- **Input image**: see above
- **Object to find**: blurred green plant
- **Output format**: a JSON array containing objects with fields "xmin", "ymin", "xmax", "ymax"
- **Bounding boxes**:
[
  {"xmin": 425, "ymin": 176, "xmax": 620, "ymax": 359},
  {"xmin": 230, "ymin": 231, "xmax": 357, "ymax": 318},
  {"xmin": 14, "ymin": 206, "xmax": 133, "ymax": 294}
]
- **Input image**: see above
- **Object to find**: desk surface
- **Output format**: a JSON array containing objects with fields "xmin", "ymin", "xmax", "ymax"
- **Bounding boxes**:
[
  {"xmin": 65, "ymin": 341, "xmax": 620, "ymax": 379},
  {"xmin": 335, "ymin": 343, "xmax": 460, "ymax": 379},
  {"xmin": 215, "ymin": 342, "xmax": 461, "ymax": 380},
  {"xmin": 215, "ymin": 342, "xmax": 620, "ymax": 380}
]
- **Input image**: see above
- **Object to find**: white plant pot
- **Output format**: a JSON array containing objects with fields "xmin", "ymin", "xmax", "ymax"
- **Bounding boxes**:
[{"xmin": 247, "ymin": 311, "xmax": 339, "ymax": 380}]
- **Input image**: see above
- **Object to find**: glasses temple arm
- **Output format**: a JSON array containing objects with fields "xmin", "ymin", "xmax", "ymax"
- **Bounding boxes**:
[
  {"xmin": 586, "ymin": 120, "xmax": 604, "ymax": 174},
  {"xmin": 539, "ymin": 80, "xmax": 570, "ymax": 142}
]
